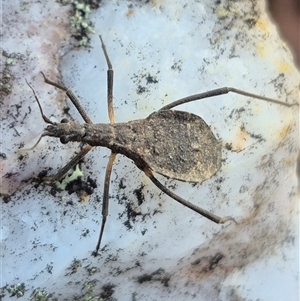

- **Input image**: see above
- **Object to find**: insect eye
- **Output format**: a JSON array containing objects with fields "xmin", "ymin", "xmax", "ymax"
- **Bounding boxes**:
[
  {"xmin": 60, "ymin": 136, "xmax": 68, "ymax": 144},
  {"xmin": 60, "ymin": 118, "xmax": 69, "ymax": 123}
]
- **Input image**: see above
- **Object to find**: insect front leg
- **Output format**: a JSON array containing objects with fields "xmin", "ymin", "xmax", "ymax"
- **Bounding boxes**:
[
  {"xmin": 26, "ymin": 79, "xmax": 94, "ymax": 182},
  {"xmin": 42, "ymin": 145, "xmax": 93, "ymax": 182},
  {"xmin": 92, "ymin": 37, "xmax": 118, "ymax": 256},
  {"xmin": 40, "ymin": 72, "xmax": 93, "ymax": 124},
  {"xmin": 143, "ymin": 167, "xmax": 236, "ymax": 224}
]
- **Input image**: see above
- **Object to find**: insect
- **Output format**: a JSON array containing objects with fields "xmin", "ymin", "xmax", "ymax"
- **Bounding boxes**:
[{"xmin": 26, "ymin": 36, "xmax": 296, "ymax": 256}]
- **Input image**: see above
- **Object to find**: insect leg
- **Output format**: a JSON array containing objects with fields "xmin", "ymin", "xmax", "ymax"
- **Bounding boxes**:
[
  {"xmin": 40, "ymin": 72, "xmax": 93, "ymax": 124},
  {"xmin": 93, "ymin": 152, "xmax": 117, "ymax": 256},
  {"xmin": 99, "ymin": 36, "xmax": 115, "ymax": 124},
  {"xmin": 159, "ymin": 87, "xmax": 297, "ymax": 111},
  {"xmin": 143, "ymin": 167, "xmax": 236, "ymax": 224},
  {"xmin": 91, "ymin": 37, "xmax": 118, "ymax": 256},
  {"xmin": 26, "ymin": 77, "xmax": 93, "ymax": 181},
  {"xmin": 43, "ymin": 145, "xmax": 93, "ymax": 182},
  {"xmin": 38, "ymin": 73, "xmax": 95, "ymax": 180},
  {"xmin": 26, "ymin": 78, "xmax": 93, "ymax": 180}
]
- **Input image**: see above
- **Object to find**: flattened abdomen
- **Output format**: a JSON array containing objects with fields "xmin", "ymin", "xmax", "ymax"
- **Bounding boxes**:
[{"xmin": 113, "ymin": 110, "xmax": 221, "ymax": 183}]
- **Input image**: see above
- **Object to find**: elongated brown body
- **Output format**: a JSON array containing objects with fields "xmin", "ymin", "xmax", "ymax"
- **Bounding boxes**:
[
  {"xmin": 45, "ymin": 110, "xmax": 221, "ymax": 183},
  {"xmin": 26, "ymin": 36, "xmax": 295, "ymax": 257}
]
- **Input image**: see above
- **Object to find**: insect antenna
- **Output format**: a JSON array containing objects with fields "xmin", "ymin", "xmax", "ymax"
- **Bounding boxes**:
[
  {"xmin": 25, "ymin": 79, "xmax": 54, "ymax": 125},
  {"xmin": 23, "ymin": 79, "xmax": 55, "ymax": 150}
]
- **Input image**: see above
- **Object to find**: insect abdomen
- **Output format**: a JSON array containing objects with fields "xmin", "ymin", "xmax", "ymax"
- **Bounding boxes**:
[{"xmin": 108, "ymin": 110, "xmax": 222, "ymax": 183}]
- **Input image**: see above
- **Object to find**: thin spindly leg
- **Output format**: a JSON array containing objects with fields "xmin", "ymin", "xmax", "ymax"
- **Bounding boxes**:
[
  {"xmin": 159, "ymin": 87, "xmax": 297, "ymax": 111},
  {"xmin": 99, "ymin": 35, "xmax": 115, "ymax": 124},
  {"xmin": 93, "ymin": 152, "xmax": 116, "ymax": 256},
  {"xmin": 143, "ymin": 167, "xmax": 236, "ymax": 224},
  {"xmin": 28, "ymin": 74, "xmax": 94, "ymax": 181},
  {"xmin": 92, "ymin": 37, "xmax": 117, "ymax": 256},
  {"xmin": 26, "ymin": 79, "xmax": 94, "ymax": 181},
  {"xmin": 41, "ymin": 72, "xmax": 93, "ymax": 124}
]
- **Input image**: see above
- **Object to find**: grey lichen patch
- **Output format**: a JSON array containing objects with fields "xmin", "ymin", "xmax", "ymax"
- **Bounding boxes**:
[
  {"xmin": 76, "ymin": 293, "xmax": 104, "ymax": 301},
  {"xmin": 41, "ymin": 162, "xmax": 97, "ymax": 202},
  {"xmin": 56, "ymin": 0, "xmax": 102, "ymax": 46},
  {"xmin": 55, "ymin": 0, "xmax": 104, "ymax": 46},
  {"xmin": 30, "ymin": 289, "xmax": 55, "ymax": 301},
  {"xmin": 3, "ymin": 283, "xmax": 26, "ymax": 298},
  {"xmin": 3, "ymin": 281, "xmax": 111, "ymax": 300},
  {"xmin": 0, "ymin": 50, "xmax": 24, "ymax": 97},
  {"xmin": 55, "ymin": 164, "xmax": 84, "ymax": 190},
  {"xmin": 20, "ymin": 2, "xmax": 29, "ymax": 11},
  {"xmin": 82, "ymin": 279, "xmax": 98, "ymax": 290},
  {"xmin": 56, "ymin": 0, "xmax": 72, "ymax": 5},
  {"xmin": 137, "ymin": 268, "xmax": 171, "ymax": 287},
  {"xmin": 86, "ymin": 266, "xmax": 100, "ymax": 276},
  {"xmin": 74, "ymin": 281, "xmax": 115, "ymax": 301},
  {"xmin": 65, "ymin": 258, "xmax": 82, "ymax": 275}
]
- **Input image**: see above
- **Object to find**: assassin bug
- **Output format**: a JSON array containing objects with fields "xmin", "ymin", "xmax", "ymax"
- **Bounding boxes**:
[{"xmin": 26, "ymin": 36, "xmax": 296, "ymax": 256}]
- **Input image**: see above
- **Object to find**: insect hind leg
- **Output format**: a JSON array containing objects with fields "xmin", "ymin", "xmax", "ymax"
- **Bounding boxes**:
[{"xmin": 143, "ymin": 167, "xmax": 236, "ymax": 224}]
